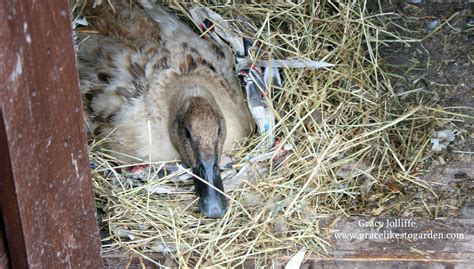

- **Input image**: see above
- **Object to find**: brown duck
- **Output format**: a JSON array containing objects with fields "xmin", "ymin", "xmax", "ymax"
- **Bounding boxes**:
[{"xmin": 78, "ymin": 0, "xmax": 252, "ymax": 218}]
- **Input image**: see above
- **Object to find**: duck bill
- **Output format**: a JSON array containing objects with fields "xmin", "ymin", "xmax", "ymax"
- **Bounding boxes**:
[{"xmin": 193, "ymin": 156, "xmax": 227, "ymax": 218}]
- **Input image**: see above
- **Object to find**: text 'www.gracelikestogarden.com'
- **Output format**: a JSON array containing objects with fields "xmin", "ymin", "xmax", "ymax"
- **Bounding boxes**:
[{"xmin": 333, "ymin": 218, "xmax": 466, "ymax": 241}]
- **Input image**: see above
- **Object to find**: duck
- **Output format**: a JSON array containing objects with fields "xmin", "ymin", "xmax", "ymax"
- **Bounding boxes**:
[{"xmin": 77, "ymin": 0, "xmax": 252, "ymax": 218}]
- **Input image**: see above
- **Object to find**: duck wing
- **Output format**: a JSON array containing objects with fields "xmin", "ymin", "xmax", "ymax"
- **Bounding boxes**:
[{"xmin": 77, "ymin": 1, "xmax": 167, "ymax": 135}]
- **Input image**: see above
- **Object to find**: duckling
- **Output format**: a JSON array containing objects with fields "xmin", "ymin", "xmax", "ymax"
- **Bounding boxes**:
[{"xmin": 77, "ymin": 0, "xmax": 252, "ymax": 218}]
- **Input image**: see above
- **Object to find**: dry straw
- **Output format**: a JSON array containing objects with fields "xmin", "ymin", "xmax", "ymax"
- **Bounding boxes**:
[{"xmin": 73, "ymin": 0, "xmax": 470, "ymax": 267}]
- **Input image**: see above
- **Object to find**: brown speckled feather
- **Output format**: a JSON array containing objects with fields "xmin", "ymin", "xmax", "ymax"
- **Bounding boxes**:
[{"xmin": 78, "ymin": 0, "xmax": 251, "ymax": 162}]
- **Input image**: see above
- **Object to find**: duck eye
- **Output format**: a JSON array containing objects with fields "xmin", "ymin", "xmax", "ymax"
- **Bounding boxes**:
[{"xmin": 184, "ymin": 128, "xmax": 192, "ymax": 140}]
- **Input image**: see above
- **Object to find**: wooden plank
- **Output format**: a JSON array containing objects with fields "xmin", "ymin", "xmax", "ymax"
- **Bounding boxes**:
[
  {"xmin": 102, "ymin": 217, "xmax": 473, "ymax": 268},
  {"xmin": 0, "ymin": 0, "xmax": 102, "ymax": 268},
  {"xmin": 0, "ymin": 219, "xmax": 8, "ymax": 269},
  {"xmin": 0, "ymin": 109, "xmax": 27, "ymax": 268}
]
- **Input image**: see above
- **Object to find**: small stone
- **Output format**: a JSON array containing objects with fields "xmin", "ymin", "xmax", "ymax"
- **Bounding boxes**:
[
  {"xmin": 427, "ymin": 20, "xmax": 440, "ymax": 31},
  {"xmin": 431, "ymin": 130, "xmax": 455, "ymax": 152}
]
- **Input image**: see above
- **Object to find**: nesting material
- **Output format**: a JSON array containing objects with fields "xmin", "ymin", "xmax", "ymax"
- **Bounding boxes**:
[
  {"xmin": 72, "ymin": 16, "xmax": 88, "ymax": 52},
  {"xmin": 285, "ymin": 248, "xmax": 307, "ymax": 269},
  {"xmin": 77, "ymin": 1, "xmax": 469, "ymax": 267}
]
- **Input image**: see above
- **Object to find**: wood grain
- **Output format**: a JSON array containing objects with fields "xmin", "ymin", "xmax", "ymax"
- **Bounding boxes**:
[
  {"xmin": 0, "ymin": 0, "xmax": 102, "ymax": 268},
  {"xmin": 0, "ymin": 219, "xmax": 8, "ymax": 269}
]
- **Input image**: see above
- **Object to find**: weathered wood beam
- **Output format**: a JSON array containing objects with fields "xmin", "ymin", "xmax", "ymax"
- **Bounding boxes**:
[
  {"xmin": 0, "ymin": 219, "xmax": 8, "ymax": 269},
  {"xmin": 0, "ymin": 0, "xmax": 102, "ymax": 268}
]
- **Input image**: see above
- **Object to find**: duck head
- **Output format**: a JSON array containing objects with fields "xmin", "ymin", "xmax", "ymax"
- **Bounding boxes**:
[{"xmin": 170, "ymin": 95, "xmax": 227, "ymax": 218}]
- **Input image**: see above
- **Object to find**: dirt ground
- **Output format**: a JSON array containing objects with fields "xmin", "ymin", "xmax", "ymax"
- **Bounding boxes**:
[{"xmin": 375, "ymin": 1, "xmax": 473, "ymax": 218}]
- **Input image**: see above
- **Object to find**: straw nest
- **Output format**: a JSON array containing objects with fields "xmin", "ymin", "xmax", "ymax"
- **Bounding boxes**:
[{"xmin": 73, "ymin": 0, "xmax": 470, "ymax": 267}]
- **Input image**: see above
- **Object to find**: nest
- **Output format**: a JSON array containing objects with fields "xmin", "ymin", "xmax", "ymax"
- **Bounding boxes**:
[{"xmin": 72, "ymin": 0, "xmax": 470, "ymax": 267}]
